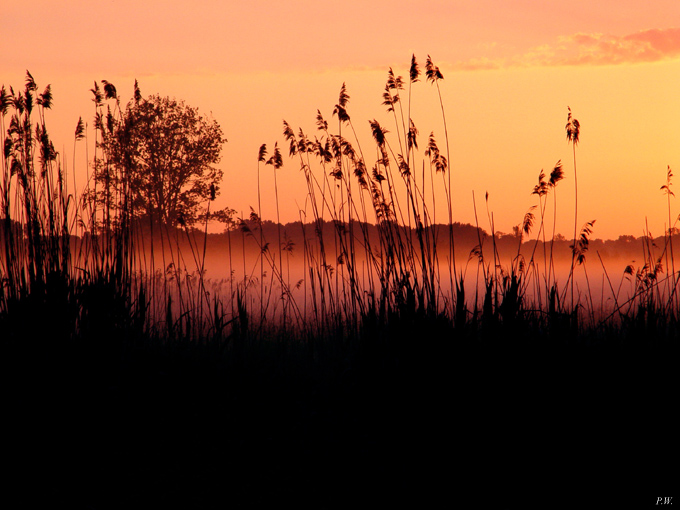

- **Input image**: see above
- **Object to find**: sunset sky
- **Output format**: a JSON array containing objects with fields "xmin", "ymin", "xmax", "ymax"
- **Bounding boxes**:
[{"xmin": 3, "ymin": 0, "xmax": 680, "ymax": 240}]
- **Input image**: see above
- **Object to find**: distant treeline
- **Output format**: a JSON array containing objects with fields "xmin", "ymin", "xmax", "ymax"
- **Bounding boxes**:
[
  {"xmin": 166, "ymin": 219, "xmax": 656, "ymax": 263},
  {"xmin": 0, "ymin": 215, "xmax": 659, "ymax": 264}
]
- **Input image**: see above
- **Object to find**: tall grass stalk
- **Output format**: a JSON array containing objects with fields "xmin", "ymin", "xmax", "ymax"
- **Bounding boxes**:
[{"xmin": 566, "ymin": 107, "xmax": 580, "ymax": 310}]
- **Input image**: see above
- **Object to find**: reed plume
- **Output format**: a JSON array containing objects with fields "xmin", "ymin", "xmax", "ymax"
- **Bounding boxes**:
[{"xmin": 566, "ymin": 107, "xmax": 580, "ymax": 308}]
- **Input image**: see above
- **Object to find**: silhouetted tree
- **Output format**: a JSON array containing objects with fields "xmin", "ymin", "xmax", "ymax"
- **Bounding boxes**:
[{"xmin": 92, "ymin": 87, "xmax": 226, "ymax": 228}]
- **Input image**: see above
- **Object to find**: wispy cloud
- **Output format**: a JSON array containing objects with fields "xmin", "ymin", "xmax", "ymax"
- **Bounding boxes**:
[{"xmin": 454, "ymin": 27, "xmax": 680, "ymax": 70}]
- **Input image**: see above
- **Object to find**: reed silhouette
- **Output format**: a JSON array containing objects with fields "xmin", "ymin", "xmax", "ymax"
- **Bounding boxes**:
[{"xmin": 1, "ymin": 66, "xmax": 675, "ymax": 507}]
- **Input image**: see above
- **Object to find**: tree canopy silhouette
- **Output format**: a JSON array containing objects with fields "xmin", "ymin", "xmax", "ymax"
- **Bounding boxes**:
[{"xmin": 92, "ymin": 89, "xmax": 226, "ymax": 228}]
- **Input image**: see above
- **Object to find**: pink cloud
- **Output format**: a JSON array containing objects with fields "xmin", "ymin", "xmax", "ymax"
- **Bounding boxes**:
[
  {"xmin": 624, "ymin": 28, "xmax": 680, "ymax": 55},
  {"xmin": 562, "ymin": 28, "xmax": 680, "ymax": 65},
  {"xmin": 452, "ymin": 28, "xmax": 680, "ymax": 70}
]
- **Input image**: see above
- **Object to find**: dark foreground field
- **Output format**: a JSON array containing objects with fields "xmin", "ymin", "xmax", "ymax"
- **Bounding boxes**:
[{"xmin": 4, "ymin": 318, "xmax": 676, "ymax": 509}]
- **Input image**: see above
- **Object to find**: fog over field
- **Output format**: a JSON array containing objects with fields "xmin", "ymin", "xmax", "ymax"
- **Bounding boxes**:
[{"xmin": 122, "ymin": 221, "xmax": 662, "ymax": 326}]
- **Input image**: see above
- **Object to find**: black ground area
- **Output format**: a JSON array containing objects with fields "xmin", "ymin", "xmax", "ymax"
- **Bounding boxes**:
[{"xmin": 4, "ymin": 327, "xmax": 676, "ymax": 509}]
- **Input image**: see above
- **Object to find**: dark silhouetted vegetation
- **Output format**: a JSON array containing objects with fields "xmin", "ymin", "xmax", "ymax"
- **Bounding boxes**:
[
  {"xmin": 1, "ymin": 65, "xmax": 675, "ymax": 508},
  {"xmin": 89, "ymin": 84, "xmax": 227, "ymax": 228}
]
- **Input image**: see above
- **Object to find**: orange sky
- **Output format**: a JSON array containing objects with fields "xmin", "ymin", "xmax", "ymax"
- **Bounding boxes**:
[{"xmin": 2, "ymin": 1, "xmax": 680, "ymax": 240}]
